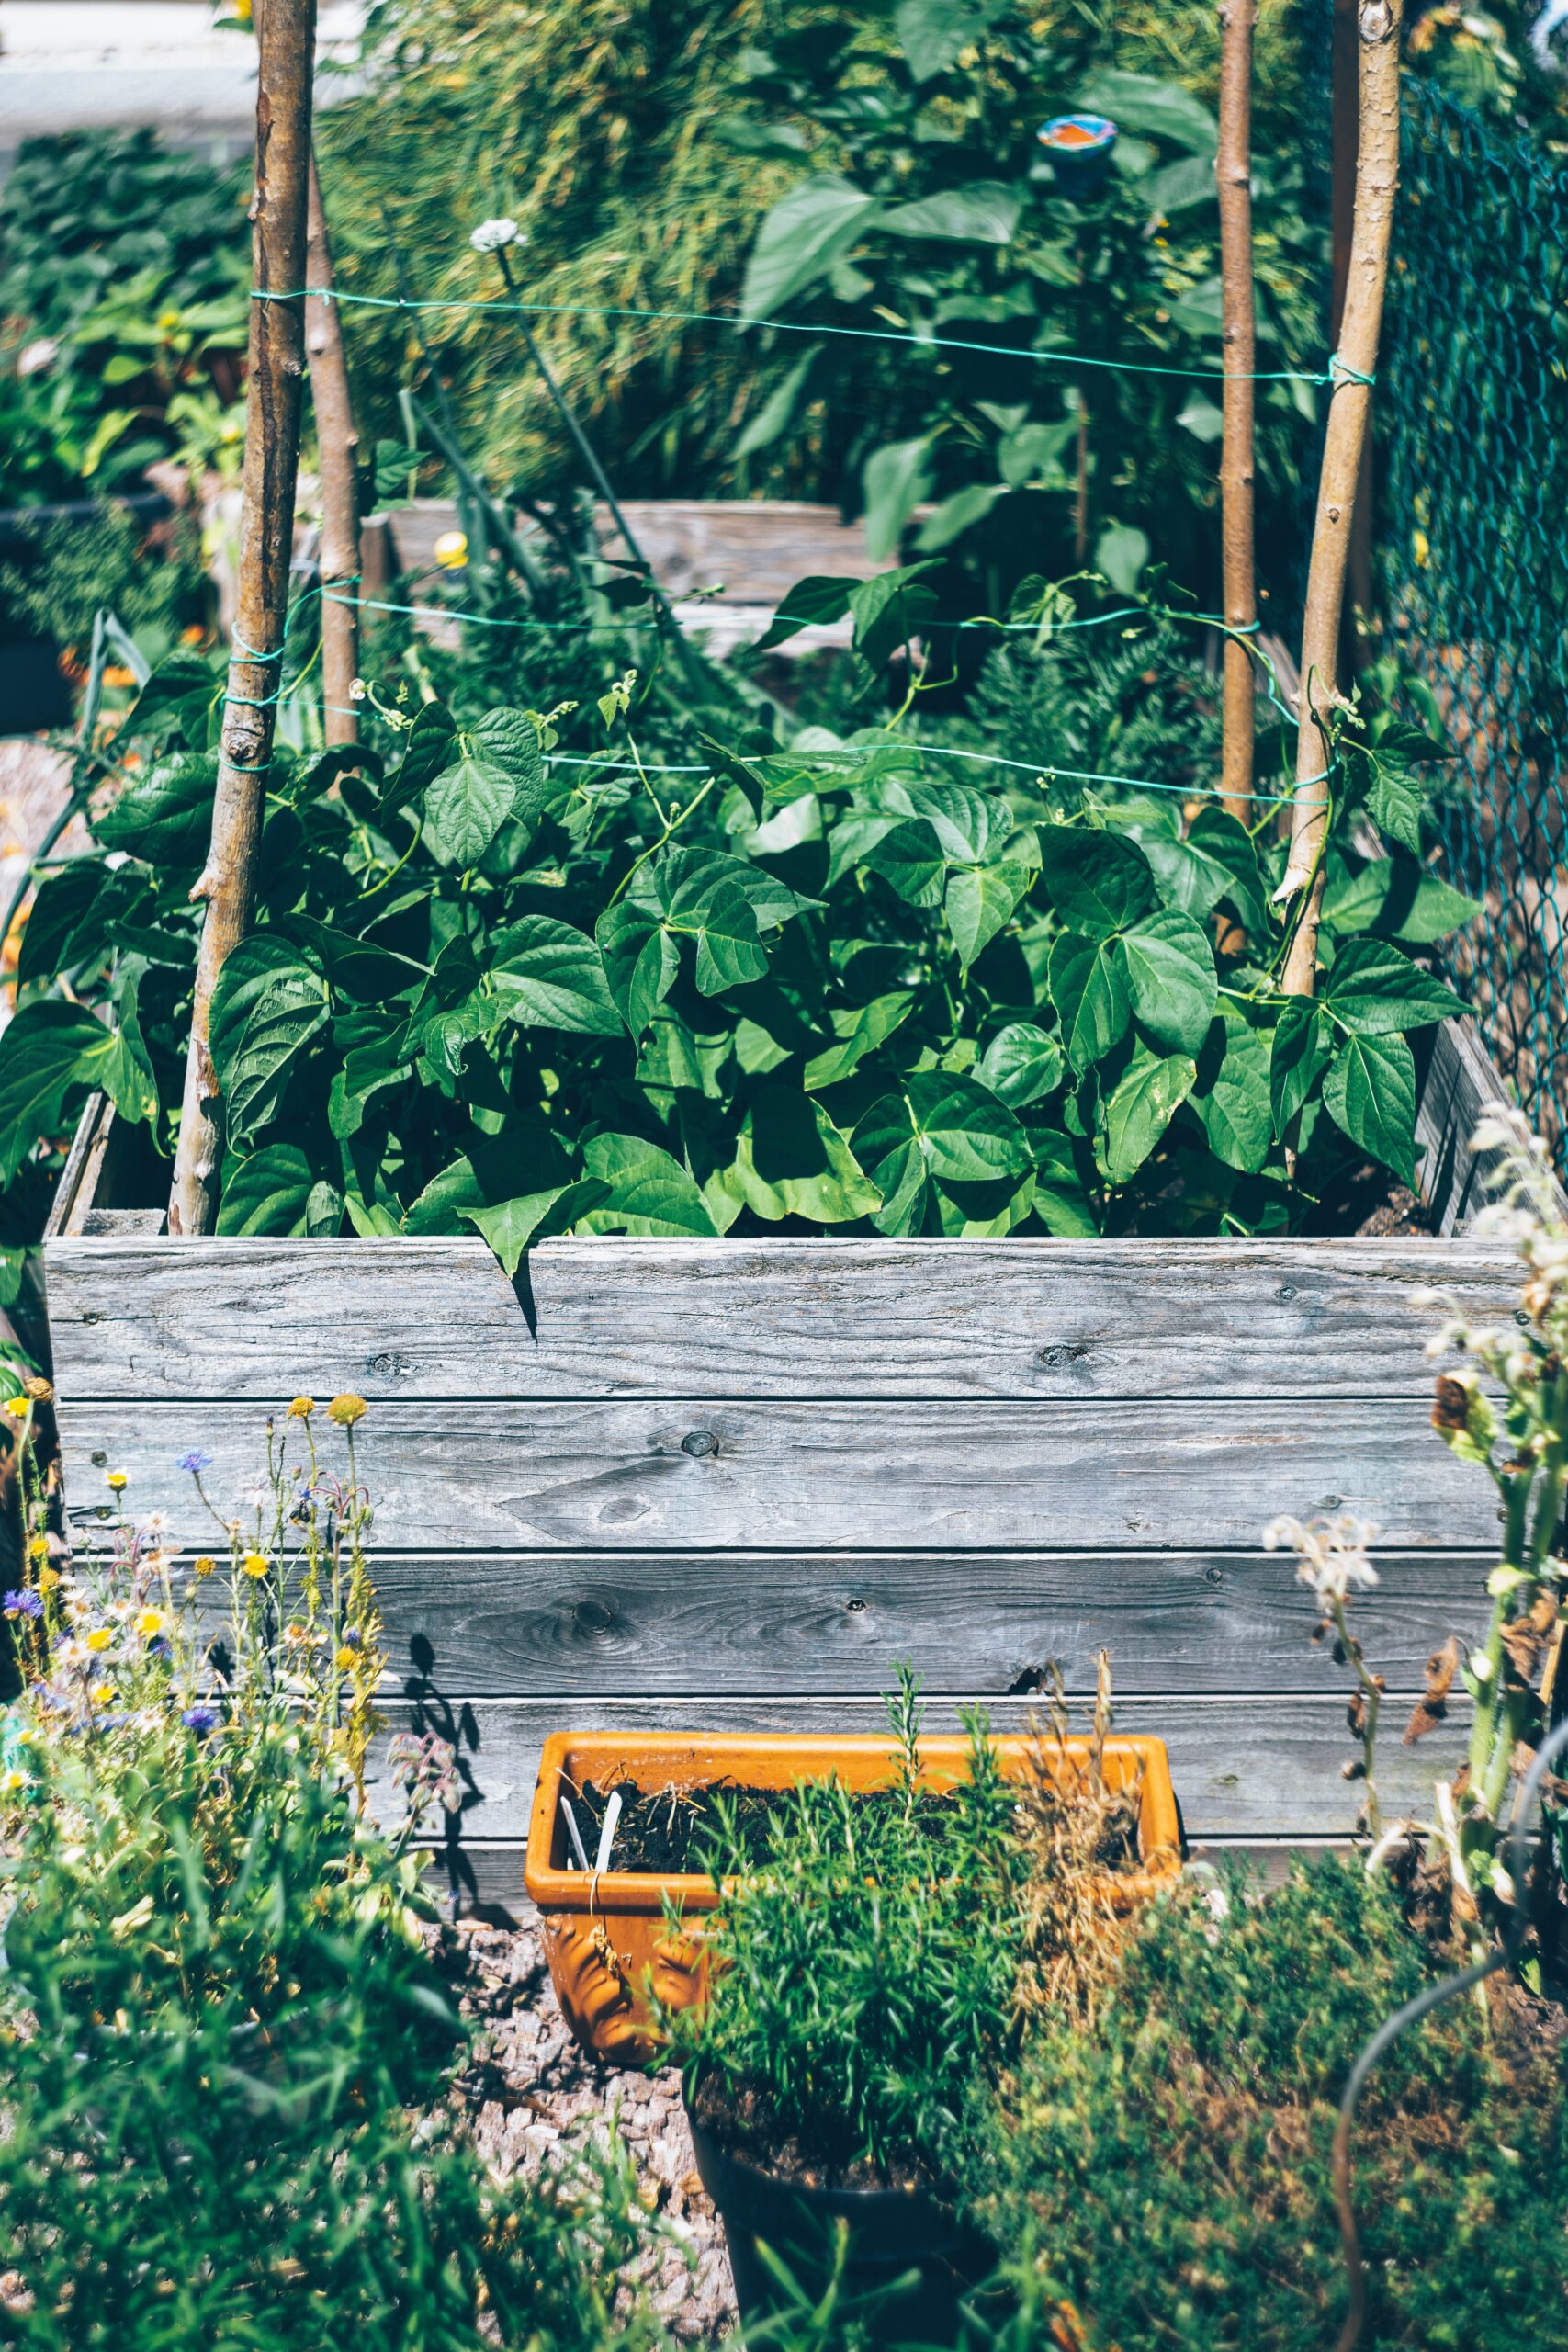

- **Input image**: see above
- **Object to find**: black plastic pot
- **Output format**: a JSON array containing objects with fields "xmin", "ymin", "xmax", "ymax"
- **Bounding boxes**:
[{"xmin": 685, "ymin": 2086, "xmax": 994, "ymax": 2341}]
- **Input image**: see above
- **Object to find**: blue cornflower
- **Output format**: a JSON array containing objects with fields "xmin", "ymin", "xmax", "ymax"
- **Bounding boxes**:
[
  {"xmin": 182, "ymin": 1703, "xmax": 221, "ymax": 1735},
  {"xmin": 178, "ymin": 1450, "xmax": 214, "ymax": 1475},
  {"xmin": 3, "ymin": 1589, "xmax": 42, "ymax": 1620}
]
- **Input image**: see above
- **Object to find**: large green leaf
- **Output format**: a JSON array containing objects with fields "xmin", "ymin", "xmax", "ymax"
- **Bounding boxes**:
[
  {"xmin": 1187, "ymin": 806, "xmax": 1269, "ymax": 936},
  {"xmin": 423, "ymin": 752, "xmax": 515, "ymax": 869},
  {"xmin": 850, "ymin": 1091, "xmax": 930, "ymax": 1236},
  {"xmin": 976, "ymin": 1022, "xmax": 1065, "ymax": 1107},
  {"xmin": 209, "ymin": 936, "xmax": 329, "ymax": 1152},
  {"xmin": 913, "ymin": 482, "xmax": 1009, "ymax": 553},
  {"xmin": 1078, "ymin": 70, "xmax": 1218, "ymax": 153},
  {"xmin": 468, "ymin": 707, "xmax": 547, "ymax": 824},
  {"xmin": 490, "ymin": 916, "xmax": 623, "ymax": 1035},
  {"xmin": 1048, "ymin": 931, "xmax": 1130, "ymax": 1073},
  {"xmin": 1321, "ymin": 858, "xmax": 1482, "ymax": 946},
  {"xmin": 380, "ymin": 701, "xmax": 458, "ymax": 818},
  {"xmin": 945, "ymin": 861, "xmax": 1032, "ymax": 967},
  {"xmin": 1037, "ymin": 828, "xmax": 1155, "ymax": 938},
  {"xmin": 753, "ymin": 575, "xmax": 855, "ymax": 656},
  {"xmin": 846, "ymin": 561, "xmax": 942, "ymax": 671},
  {"xmin": 1323, "ymin": 1030, "xmax": 1418, "ymax": 1185},
  {"xmin": 906, "ymin": 1069, "xmax": 1031, "ymax": 1181},
  {"xmin": 216, "ymin": 1143, "xmax": 325, "ymax": 1236},
  {"xmin": 878, "ymin": 183, "xmax": 1021, "ymax": 243},
  {"xmin": 1324, "ymin": 937, "xmax": 1467, "ymax": 1034},
  {"xmin": 1269, "ymin": 997, "xmax": 1331, "ymax": 1139},
  {"xmin": 734, "ymin": 342, "xmax": 822, "ymax": 460},
  {"xmin": 581, "ymin": 1133, "xmax": 719, "ymax": 1237},
  {"xmin": 863, "ymin": 435, "xmax": 935, "ymax": 562},
  {"xmin": 863, "ymin": 818, "xmax": 946, "ymax": 908},
  {"xmin": 596, "ymin": 899, "xmax": 680, "ymax": 1037},
  {"xmin": 804, "ymin": 992, "xmax": 915, "ymax": 1090},
  {"xmin": 0, "ymin": 1001, "xmax": 119, "ymax": 1183},
  {"xmin": 718, "ymin": 1087, "xmax": 880, "ymax": 1224},
  {"xmin": 463, "ymin": 1177, "xmax": 610, "ymax": 1275},
  {"xmin": 886, "ymin": 778, "xmax": 1013, "ymax": 865},
  {"xmin": 1100, "ymin": 1049, "xmax": 1197, "ymax": 1183},
  {"xmin": 1117, "ymin": 910, "xmax": 1217, "ymax": 1055},
  {"xmin": 896, "ymin": 0, "xmax": 1006, "ymax": 82},
  {"xmin": 96, "ymin": 752, "xmax": 215, "ymax": 866},
  {"xmin": 17, "ymin": 862, "xmax": 107, "ymax": 988},
  {"xmin": 1192, "ymin": 1008, "xmax": 1272, "ymax": 1174},
  {"xmin": 688, "ymin": 884, "xmax": 769, "ymax": 995},
  {"xmin": 742, "ymin": 175, "xmax": 878, "ymax": 315}
]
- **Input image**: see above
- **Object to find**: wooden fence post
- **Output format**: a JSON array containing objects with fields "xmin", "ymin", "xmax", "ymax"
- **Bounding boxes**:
[
  {"xmin": 168, "ymin": 0, "xmax": 316, "ymax": 1235},
  {"xmin": 306, "ymin": 147, "xmax": 361, "ymax": 748},
  {"xmin": 1217, "ymin": 0, "xmax": 1258, "ymax": 827},
  {"xmin": 1280, "ymin": 0, "xmax": 1403, "ymax": 999}
]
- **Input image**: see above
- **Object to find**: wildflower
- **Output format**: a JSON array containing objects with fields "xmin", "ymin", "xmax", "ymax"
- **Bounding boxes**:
[
  {"xmin": 135, "ymin": 1609, "xmax": 164, "ymax": 1640},
  {"xmin": 242, "ymin": 1552, "xmax": 269, "ymax": 1580},
  {"xmin": 349, "ymin": 678, "xmax": 367, "ymax": 703},
  {"xmin": 469, "ymin": 217, "xmax": 525, "ymax": 253},
  {"xmin": 192, "ymin": 1555, "xmax": 216, "ymax": 1580},
  {"xmin": 25, "ymin": 1534, "xmax": 47, "ymax": 1564},
  {"xmin": 106, "ymin": 1470, "xmax": 128, "ymax": 1491},
  {"xmin": 177, "ymin": 1450, "xmax": 213, "ymax": 1474},
  {"xmin": 23, "ymin": 1377, "xmax": 51, "ymax": 1403},
  {"xmin": 85, "ymin": 1626, "xmax": 115, "ymax": 1654},
  {"xmin": 327, "ymin": 1393, "xmax": 367, "ymax": 1427},
  {"xmin": 1, "ymin": 1770, "xmax": 27, "ymax": 1793},
  {"xmin": 36, "ymin": 1566, "xmax": 59, "ymax": 1594},
  {"xmin": 182, "ymin": 1703, "xmax": 221, "ymax": 1735},
  {"xmin": 17, "ymin": 334, "xmax": 60, "ymax": 376},
  {"xmin": 141, "ymin": 1510, "xmax": 172, "ymax": 1536},
  {"xmin": 434, "ymin": 530, "xmax": 468, "ymax": 570},
  {"xmin": 1263, "ymin": 1512, "xmax": 1380, "ymax": 1605},
  {"xmin": 90, "ymin": 1681, "xmax": 115, "ymax": 1707},
  {"xmin": 5, "ymin": 1397, "xmax": 28, "ymax": 1419},
  {"xmin": 3, "ymin": 1589, "xmax": 42, "ymax": 1620},
  {"xmin": 288, "ymin": 1396, "xmax": 315, "ymax": 1419}
]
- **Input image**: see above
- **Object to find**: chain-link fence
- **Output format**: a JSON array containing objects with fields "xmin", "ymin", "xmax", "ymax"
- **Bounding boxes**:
[{"xmin": 1381, "ymin": 77, "xmax": 1568, "ymax": 1162}]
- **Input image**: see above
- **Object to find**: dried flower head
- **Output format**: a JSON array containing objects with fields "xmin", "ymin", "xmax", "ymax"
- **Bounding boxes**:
[
  {"xmin": 192, "ymin": 1555, "xmax": 216, "ymax": 1580},
  {"xmin": 327, "ymin": 1394, "xmax": 367, "ymax": 1427},
  {"xmin": 288, "ymin": 1396, "xmax": 315, "ymax": 1419}
]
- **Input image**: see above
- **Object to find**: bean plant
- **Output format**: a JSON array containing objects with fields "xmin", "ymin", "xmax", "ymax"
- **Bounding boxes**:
[{"xmin": 0, "ymin": 581, "xmax": 1473, "ymax": 1262}]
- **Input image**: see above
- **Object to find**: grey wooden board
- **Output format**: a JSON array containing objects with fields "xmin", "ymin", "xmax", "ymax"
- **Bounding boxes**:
[
  {"xmin": 368, "ymin": 1546, "xmax": 1490, "ymax": 1697},
  {"xmin": 368, "ymin": 1692, "xmax": 1467, "ymax": 1847},
  {"xmin": 171, "ymin": 1546, "xmax": 1489, "ymax": 1697},
  {"xmin": 41, "ymin": 1236, "xmax": 1514, "ymax": 1403},
  {"xmin": 59, "ymin": 1397, "xmax": 1498, "ymax": 1553}
]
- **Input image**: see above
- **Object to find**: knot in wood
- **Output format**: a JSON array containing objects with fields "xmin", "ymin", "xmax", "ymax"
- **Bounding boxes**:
[
  {"xmin": 1359, "ymin": 0, "xmax": 1394, "ymax": 38},
  {"xmin": 681, "ymin": 1429, "xmax": 718, "ymax": 1459},
  {"xmin": 1036, "ymin": 1343, "xmax": 1089, "ymax": 1370}
]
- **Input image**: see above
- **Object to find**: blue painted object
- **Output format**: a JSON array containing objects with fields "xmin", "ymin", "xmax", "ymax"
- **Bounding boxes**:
[{"xmin": 1038, "ymin": 112, "xmax": 1118, "ymax": 195}]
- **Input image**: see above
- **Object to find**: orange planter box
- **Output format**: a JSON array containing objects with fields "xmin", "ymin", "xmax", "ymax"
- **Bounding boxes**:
[{"xmin": 524, "ymin": 1729, "xmax": 1182, "ymax": 2064}]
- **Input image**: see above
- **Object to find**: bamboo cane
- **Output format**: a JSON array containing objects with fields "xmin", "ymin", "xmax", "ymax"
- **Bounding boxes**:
[
  {"xmin": 168, "ymin": 0, "xmax": 316, "ymax": 1235},
  {"xmin": 1217, "ymin": 0, "xmax": 1258, "ymax": 826},
  {"xmin": 1280, "ymin": 0, "xmax": 1403, "ymax": 999},
  {"xmin": 306, "ymin": 146, "xmax": 361, "ymax": 748}
]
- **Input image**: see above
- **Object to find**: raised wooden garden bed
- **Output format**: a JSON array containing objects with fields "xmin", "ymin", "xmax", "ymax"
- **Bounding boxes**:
[{"xmin": 37, "ymin": 1018, "xmax": 1532, "ymax": 1910}]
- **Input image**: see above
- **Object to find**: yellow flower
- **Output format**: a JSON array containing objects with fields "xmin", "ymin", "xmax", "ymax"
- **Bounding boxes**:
[
  {"xmin": 135, "ymin": 1609, "xmax": 164, "ymax": 1639},
  {"xmin": 107, "ymin": 1470, "xmax": 128, "ymax": 1492},
  {"xmin": 193, "ymin": 1555, "xmax": 216, "ymax": 1580},
  {"xmin": 90, "ymin": 1681, "xmax": 114, "ymax": 1707},
  {"xmin": 26, "ymin": 1534, "xmax": 48, "ymax": 1563},
  {"xmin": 288, "ymin": 1396, "xmax": 315, "ymax": 1419},
  {"xmin": 327, "ymin": 1393, "xmax": 367, "ymax": 1427},
  {"xmin": 334, "ymin": 1645, "xmax": 359, "ymax": 1673},
  {"xmin": 242, "ymin": 1552, "xmax": 270, "ymax": 1580},
  {"xmin": 1, "ymin": 1770, "xmax": 27, "ymax": 1793},
  {"xmin": 37, "ymin": 1566, "xmax": 59, "ymax": 1595},
  {"xmin": 434, "ymin": 530, "xmax": 468, "ymax": 571},
  {"xmin": 85, "ymin": 1627, "xmax": 114, "ymax": 1654},
  {"xmin": 5, "ymin": 1397, "xmax": 28, "ymax": 1419}
]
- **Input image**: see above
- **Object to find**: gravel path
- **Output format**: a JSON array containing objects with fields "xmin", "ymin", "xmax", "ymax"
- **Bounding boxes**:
[{"xmin": 450, "ymin": 1921, "xmax": 738, "ymax": 2340}]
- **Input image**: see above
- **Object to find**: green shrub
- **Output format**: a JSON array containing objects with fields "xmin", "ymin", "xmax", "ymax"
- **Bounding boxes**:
[
  {"xmin": 665, "ymin": 1679, "xmax": 1031, "ymax": 2179},
  {"xmin": 967, "ymin": 1860, "xmax": 1568, "ymax": 2351}
]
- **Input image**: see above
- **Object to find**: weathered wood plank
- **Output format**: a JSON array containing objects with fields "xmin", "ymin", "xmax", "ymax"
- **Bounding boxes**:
[
  {"xmin": 60, "ymin": 1397, "xmax": 1494, "ymax": 1552},
  {"xmin": 41, "ymin": 1236, "xmax": 1510, "ymax": 1403},
  {"xmin": 348, "ymin": 1547, "xmax": 1488, "ymax": 1696},
  {"xmin": 368, "ymin": 1691, "xmax": 1467, "ymax": 1847}
]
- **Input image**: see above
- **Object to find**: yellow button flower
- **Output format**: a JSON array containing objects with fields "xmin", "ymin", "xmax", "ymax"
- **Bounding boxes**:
[
  {"xmin": 90, "ymin": 1681, "xmax": 114, "ymax": 1707},
  {"xmin": 334, "ymin": 1645, "xmax": 359, "ymax": 1672},
  {"xmin": 288, "ymin": 1396, "xmax": 315, "ymax": 1419},
  {"xmin": 26, "ymin": 1534, "xmax": 47, "ymax": 1563},
  {"xmin": 6, "ymin": 1396, "xmax": 29, "ymax": 1419},
  {"xmin": 327, "ymin": 1394, "xmax": 367, "ymax": 1427},
  {"xmin": 85, "ymin": 1627, "xmax": 114, "ymax": 1654},
  {"xmin": 37, "ymin": 1566, "xmax": 60, "ymax": 1594},
  {"xmin": 242, "ymin": 1553, "xmax": 269, "ymax": 1580},
  {"xmin": 192, "ymin": 1555, "xmax": 216, "ymax": 1580},
  {"xmin": 107, "ymin": 1470, "xmax": 129, "ymax": 1492},
  {"xmin": 135, "ymin": 1609, "xmax": 164, "ymax": 1639}
]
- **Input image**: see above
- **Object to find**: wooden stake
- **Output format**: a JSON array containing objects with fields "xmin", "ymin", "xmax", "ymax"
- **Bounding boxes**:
[
  {"xmin": 306, "ymin": 146, "xmax": 361, "ymax": 748},
  {"xmin": 169, "ymin": 0, "xmax": 316, "ymax": 1235},
  {"xmin": 1280, "ymin": 0, "xmax": 1403, "ymax": 999},
  {"xmin": 1217, "ymin": 0, "xmax": 1258, "ymax": 826}
]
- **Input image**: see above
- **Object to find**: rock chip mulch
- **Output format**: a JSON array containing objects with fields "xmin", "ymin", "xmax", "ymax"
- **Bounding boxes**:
[{"xmin": 445, "ymin": 1920, "xmax": 738, "ymax": 2340}]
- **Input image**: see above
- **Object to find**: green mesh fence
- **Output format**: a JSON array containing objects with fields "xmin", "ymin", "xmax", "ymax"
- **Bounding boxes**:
[{"xmin": 1381, "ymin": 79, "xmax": 1568, "ymax": 1162}]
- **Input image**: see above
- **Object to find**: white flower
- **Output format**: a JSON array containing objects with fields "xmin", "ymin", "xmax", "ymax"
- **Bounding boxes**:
[
  {"xmin": 469, "ymin": 217, "xmax": 525, "ymax": 254},
  {"xmin": 1265, "ymin": 1511, "xmax": 1380, "ymax": 1606},
  {"xmin": 16, "ymin": 337, "xmax": 59, "ymax": 378},
  {"xmin": 350, "ymin": 678, "xmax": 367, "ymax": 703}
]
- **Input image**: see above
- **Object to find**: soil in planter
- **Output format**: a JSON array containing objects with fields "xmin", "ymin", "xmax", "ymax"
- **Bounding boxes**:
[{"xmin": 566, "ymin": 1773, "xmax": 1142, "ymax": 1877}]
